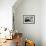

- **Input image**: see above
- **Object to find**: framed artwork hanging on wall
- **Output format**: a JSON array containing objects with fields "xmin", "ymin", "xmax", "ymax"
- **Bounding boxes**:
[{"xmin": 23, "ymin": 15, "xmax": 35, "ymax": 24}]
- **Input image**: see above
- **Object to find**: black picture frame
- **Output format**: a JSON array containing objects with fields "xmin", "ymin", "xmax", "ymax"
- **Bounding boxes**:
[{"xmin": 23, "ymin": 15, "xmax": 35, "ymax": 24}]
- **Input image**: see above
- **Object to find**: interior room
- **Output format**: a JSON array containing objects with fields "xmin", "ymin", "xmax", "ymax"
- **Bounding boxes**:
[{"xmin": 0, "ymin": 0, "xmax": 46, "ymax": 46}]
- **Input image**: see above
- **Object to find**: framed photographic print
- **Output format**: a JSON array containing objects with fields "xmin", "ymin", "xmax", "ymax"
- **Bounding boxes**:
[{"xmin": 23, "ymin": 15, "xmax": 35, "ymax": 24}]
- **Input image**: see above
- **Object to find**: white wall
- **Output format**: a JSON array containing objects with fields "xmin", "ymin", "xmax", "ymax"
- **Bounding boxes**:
[
  {"xmin": 13, "ymin": 0, "xmax": 46, "ymax": 46},
  {"xmin": 0, "ymin": 0, "xmax": 16, "ymax": 29},
  {"xmin": 13, "ymin": 0, "xmax": 41, "ymax": 46},
  {"xmin": 41, "ymin": 0, "xmax": 46, "ymax": 46}
]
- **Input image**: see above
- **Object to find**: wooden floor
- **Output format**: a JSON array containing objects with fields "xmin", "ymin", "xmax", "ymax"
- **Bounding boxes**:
[{"xmin": 0, "ymin": 39, "xmax": 16, "ymax": 46}]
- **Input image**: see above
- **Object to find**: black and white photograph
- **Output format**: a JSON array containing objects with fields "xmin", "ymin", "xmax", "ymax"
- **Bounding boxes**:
[{"xmin": 23, "ymin": 15, "xmax": 35, "ymax": 24}]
